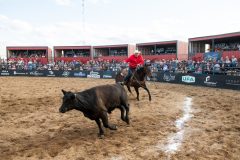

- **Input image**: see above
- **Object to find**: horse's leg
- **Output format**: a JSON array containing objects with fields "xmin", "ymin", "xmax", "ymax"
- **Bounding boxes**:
[
  {"xmin": 126, "ymin": 85, "xmax": 132, "ymax": 94},
  {"xmin": 142, "ymin": 84, "xmax": 151, "ymax": 101},
  {"xmin": 134, "ymin": 86, "xmax": 140, "ymax": 101}
]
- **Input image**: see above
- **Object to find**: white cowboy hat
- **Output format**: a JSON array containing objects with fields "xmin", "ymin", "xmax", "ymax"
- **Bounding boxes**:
[{"xmin": 134, "ymin": 50, "xmax": 140, "ymax": 53}]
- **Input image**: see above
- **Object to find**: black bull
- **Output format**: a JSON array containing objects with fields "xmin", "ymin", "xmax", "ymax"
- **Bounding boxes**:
[{"xmin": 59, "ymin": 84, "xmax": 130, "ymax": 138}]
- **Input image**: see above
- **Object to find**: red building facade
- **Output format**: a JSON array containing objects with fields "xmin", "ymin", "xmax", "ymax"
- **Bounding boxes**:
[
  {"xmin": 93, "ymin": 44, "xmax": 135, "ymax": 62},
  {"xmin": 189, "ymin": 32, "xmax": 240, "ymax": 61},
  {"xmin": 6, "ymin": 46, "xmax": 52, "ymax": 64},
  {"xmin": 53, "ymin": 46, "xmax": 92, "ymax": 63},
  {"xmin": 136, "ymin": 40, "xmax": 188, "ymax": 61}
]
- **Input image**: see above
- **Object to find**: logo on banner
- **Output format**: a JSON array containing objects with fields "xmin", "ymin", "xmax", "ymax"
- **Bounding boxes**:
[
  {"xmin": 62, "ymin": 71, "xmax": 70, "ymax": 77},
  {"xmin": 204, "ymin": 76, "xmax": 217, "ymax": 86},
  {"xmin": 13, "ymin": 71, "xmax": 28, "ymax": 75},
  {"xmin": 47, "ymin": 70, "xmax": 56, "ymax": 77},
  {"xmin": 225, "ymin": 79, "xmax": 240, "ymax": 86},
  {"xmin": 103, "ymin": 73, "xmax": 112, "ymax": 79},
  {"xmin": 87, "ymin": 71, "xmax": 100, "ymax": 79},
  {"xmin": 163, "ymin": 73, "xmax": 175, "ymax": 82},
  {"xmin": 29, "ymin": 71, "xmax": 44, "ymax": 76},
  {"xmin": 103, "ymin": 75, "xmax": 112, "ymax": 78},
  {"xmin": 182, "ymin": 75, "xmax": 195, "ymax": 83},
  {"xmin": 74, "ymin": 72, "xmax": 86, "ymax": 77},
  {"xmin": 1, "ymin": 70, "xmax": 10, "ymax": 76}
]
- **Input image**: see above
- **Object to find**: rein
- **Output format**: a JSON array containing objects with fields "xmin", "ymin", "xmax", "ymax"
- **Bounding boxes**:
[{"xmin": 129, "ymin": 67, "xmax": 147, "ymax": 88}]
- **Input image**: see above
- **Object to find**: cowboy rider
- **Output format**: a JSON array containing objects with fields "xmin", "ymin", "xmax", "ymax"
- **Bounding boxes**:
[{"xmin": 122, "ymin": 49, "xmax": 144, "ymax": 85}]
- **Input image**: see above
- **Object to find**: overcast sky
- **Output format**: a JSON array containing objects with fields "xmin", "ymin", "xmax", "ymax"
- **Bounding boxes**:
[{"xmin": 0, "ymin": 0, "xmax": 239, "ymax": 58}]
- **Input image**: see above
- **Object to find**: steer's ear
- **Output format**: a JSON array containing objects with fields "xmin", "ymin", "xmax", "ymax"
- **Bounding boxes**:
[{"xmin": 62, "ymin": 89, "xmax": 67, "ymax": 95}]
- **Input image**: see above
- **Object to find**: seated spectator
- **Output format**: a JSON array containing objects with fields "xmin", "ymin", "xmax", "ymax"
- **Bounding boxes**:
[
  {"xmin": 213, "ymin": 62, "xmax": 221, "ymax": 74},
  {"xmin": 225, "ymin": 56, "xmax": 231, "ymax": 67}
]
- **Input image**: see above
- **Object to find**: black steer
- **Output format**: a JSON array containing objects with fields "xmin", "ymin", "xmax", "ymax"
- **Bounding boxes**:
[{"xmin": 59, "ymin": 84, "xmax": 130, "ymax": 138}]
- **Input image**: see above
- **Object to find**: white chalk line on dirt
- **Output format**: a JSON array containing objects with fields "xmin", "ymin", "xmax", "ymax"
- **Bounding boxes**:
[
  {"xmin": 109, "ymin": 156, "xmax": 124, "ymax": 160},
  {"xmin": 157, "ymin": 97, "xmax": 193, "ymax": 155},
  {"xmin": 108, "ymin": 97, "xmax": 193, "ymax": 159}
]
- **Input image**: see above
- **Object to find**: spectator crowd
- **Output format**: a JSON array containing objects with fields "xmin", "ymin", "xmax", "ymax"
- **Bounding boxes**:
[{"xmin": 0, "ymin": 56, "xmax": 239, "ymax": 75}]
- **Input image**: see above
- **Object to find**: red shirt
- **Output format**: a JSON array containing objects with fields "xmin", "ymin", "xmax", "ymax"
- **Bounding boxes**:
[{"xmin": 125, "ymin": 54, "xmax": 144, "ymax": 69}]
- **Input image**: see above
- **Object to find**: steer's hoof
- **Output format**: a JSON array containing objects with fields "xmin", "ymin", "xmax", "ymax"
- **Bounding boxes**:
[
  {"xmin": 98, "ymin": 134, "xmax": 104, "ymax": 139},
  {"xmin": 126, "ymin": 119, "xmax": 130, "ymax": 125},
  {"xmin": 109, "ymin": 125, "xmax": 117, "ymax": 130}
]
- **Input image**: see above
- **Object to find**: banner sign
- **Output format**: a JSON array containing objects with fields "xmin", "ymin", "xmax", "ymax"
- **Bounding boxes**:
[
  {"xmin": 203, "ymin": 52, "xmax": 221, "ymax": 61},
  {"xmin": 0, "ymin": 70, "xmax": 239, "ymax": 90}
]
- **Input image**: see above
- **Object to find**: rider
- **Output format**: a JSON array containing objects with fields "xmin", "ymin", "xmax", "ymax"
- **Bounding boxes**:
[{"xmin": 122, "ymin": 49, "xmax": 144, "ymax": 85}]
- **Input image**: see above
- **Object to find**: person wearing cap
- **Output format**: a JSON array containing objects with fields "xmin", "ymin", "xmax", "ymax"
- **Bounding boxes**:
[{"xmin": 122, "ymin": 50, "xmax": 144, "ymax": 85}]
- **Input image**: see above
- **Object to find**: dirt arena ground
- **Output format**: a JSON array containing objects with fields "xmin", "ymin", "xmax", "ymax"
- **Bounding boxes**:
[{"xmin": 0, "ymin": 77, "xmax": 239, "ymax": 160}]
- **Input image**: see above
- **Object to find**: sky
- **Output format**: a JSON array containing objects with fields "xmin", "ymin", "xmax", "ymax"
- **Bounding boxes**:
[{"xmin": 0, "ymin": 0, "xmax": 239, "ymax": 58}]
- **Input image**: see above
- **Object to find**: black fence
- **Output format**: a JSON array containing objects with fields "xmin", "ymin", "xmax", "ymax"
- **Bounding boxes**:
[{"xmin": 0, "ymin": 70, "xmax": 239, "ymax": 90}]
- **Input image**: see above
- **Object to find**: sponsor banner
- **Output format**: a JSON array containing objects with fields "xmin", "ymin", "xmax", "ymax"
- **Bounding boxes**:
[
  {"xmin": 204, "ymin": 76, "xmax": 217, "ymax": 87},
  {"xmin": 87, "ymin": 71, "xmax": 100, "ymax": 79},
  {"xmin": 203, "ymin": 52, "xmax": 221, "ymax": 61},
  {"xmin": 102, "ymin": 71, "xmax": 113, "ymax": 79},
  {"xmin": 29, "ymin": 71, "xmax": 44, "ymax": 76},
  {"xmin": 0, "ymin": 70, "xmax": 10, "ymax": 76},
  {"xmin": 13, "ymin": 70, "xmax": 29, "ymax": 76},
  {"xmin": 103, "ymin": 75, "xmax": 112, "ymax": 78},
  {"xmin": 182, "ymin": 75, "xmax": 195, "ymax": 83},
  {"xmin": 225, "ymin": 78, "xmax": 240, "ymax": 86},
  {"xmin": 46, "ymin": 70, "xmax": 56, "ymax": 77},
  {"xmin": 62, "ymin": 71, "xmax": 71, "ymax": 77},
  {"xmin": 73, "ymin": 71, "xmax": 87, "ymax": 77},
  {"xmin": 163, "ymin": 72, "xmax": 176, "ymax": 82},
  {"xmin": 0, "ymin": 70, "xmax": 239, "ymax": 90}
]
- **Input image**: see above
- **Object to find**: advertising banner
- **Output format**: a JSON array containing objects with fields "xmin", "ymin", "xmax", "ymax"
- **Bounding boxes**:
[{"xmin": 0, "ymin": 70, "xmax": 239, "ymax": 90}]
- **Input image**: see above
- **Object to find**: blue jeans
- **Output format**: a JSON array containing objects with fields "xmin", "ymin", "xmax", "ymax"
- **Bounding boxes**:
[{"xmin": 124, "ymin": 67, "xmax": 135, "ymax": 82}]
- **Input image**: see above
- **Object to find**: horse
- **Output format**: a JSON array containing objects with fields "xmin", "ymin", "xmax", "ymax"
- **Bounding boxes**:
[{"xmin": 115, "ymin": 63, "xmax": 152, "ymax": 101}]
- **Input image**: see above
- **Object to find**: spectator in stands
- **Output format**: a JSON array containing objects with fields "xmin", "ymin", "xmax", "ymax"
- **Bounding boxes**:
[
  {"xmin": 237, "ymin": 44, "xmax": 240, "ymax": 51},
  {"xmin": 213, "ymin": 62, "xmax": 221, "ymax": 74},
  {"xmin": 122, "ymin": 50, "xmax": 144, "ymax": 85},
  {"xmin": 163, "ymin": 62, "xmax": 169, "ymax": 73},
  {"xmin": 231, "ymin": 55, "xmax": 237, "ymax": 67},
  {"xmin": 170, "ymin": 58, "xmax": 177, "ymax": 72},
  {"xmin": 28, "ymin": 60, "xmax": 33, "ymax": 70},
  {"xmin": 225, "ymin": 56, "xmax": 231, "ymax": 67}
]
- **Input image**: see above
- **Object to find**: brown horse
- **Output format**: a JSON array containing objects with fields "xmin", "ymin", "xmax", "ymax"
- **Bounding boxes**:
[{"xmin": 115, "ymin": 64, "xmax": 152, "ymax": 101}]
